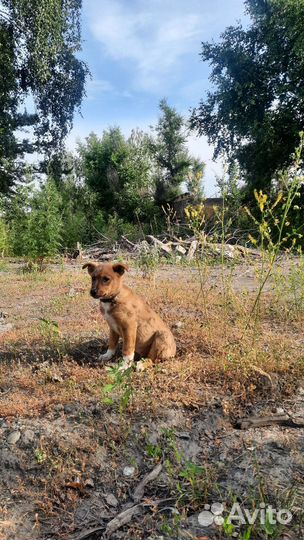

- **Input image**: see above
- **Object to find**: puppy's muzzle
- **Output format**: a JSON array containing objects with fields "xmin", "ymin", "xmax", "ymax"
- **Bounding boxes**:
[{"xmin": 90, "ymin": 289, "xmax": 99, "ymax": 299}]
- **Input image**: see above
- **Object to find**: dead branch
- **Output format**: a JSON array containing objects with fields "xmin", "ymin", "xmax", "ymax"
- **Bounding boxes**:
[
  {"xmin": 104, "ymin": 504, "xmax": 142, "ymax": 538},
  {"xmin": 133, "ymin": 463, "xmax": 163, "ymax": 502},
  {"xmin": 235, "ymin": 414, "xmax": 304, "ymax": 430}
]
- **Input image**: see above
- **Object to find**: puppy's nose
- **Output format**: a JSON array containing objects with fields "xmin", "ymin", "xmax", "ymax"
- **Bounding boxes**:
[{"xmin": 90, "ymin": 289, "xmax": 98, "ymax": 298}]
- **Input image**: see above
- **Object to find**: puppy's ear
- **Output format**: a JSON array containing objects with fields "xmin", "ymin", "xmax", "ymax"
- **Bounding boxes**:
[
  {"xmin": 82, "ymin": 262, "xmax": 97, "ymax": 275},
  {"xmin": 112, "ymin": 262, "xmax": 129, "ymax": 276}
]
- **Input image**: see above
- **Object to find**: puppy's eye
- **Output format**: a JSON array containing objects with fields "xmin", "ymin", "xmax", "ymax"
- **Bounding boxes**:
[{"xmin": 102, "ymin": 277, "xmax": 110, "ymax": 283}]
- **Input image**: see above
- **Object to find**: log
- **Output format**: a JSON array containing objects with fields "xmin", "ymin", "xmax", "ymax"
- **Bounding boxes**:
[
  {"xmin": 121, "ymin": 235, "xmax": 136, "ymax": 249},
  {"xmin": 175, "ymin": 245, "xmax": 187, "ymax": 255},
  {"xmin": 145, "ymin": 235, "xmax": 172, "ymax": 255},
  {"xmin": 235, "ymin": 414, "xmax": 304, "ymax": 430},
  {"xmin": 187, "ymin": 240, "xmax": 198, "ymax": 259}
]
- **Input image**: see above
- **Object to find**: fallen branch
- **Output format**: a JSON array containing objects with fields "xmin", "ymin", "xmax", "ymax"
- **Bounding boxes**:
[
  {"xmin": 133, "ymin": 462, "xmax": 163, "ymax": 502},
  {"xmin": 121, "ymin": 235, "xmax": 136, "ymax": 249},
  {"xmin": 235, "ymin": 414, "xmax": 304, "ymax": 430},
  {"xmin": 104, "ymin": 504, "xmax": 142, "ymax": 538},
  {"xmin": 73, "ymin": 494, "xmax": 174, "ymax": 540},
  {"xmin": 74, "ymin": 525, "xmax": 105, "ymax": 540}
]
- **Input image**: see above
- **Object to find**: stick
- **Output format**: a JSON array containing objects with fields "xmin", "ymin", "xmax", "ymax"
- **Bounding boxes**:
[
  {"xmin": 74, "ymin": 525, "xmax": 105, "ymax": 540},
  {"xmin": 105, "ymin": 504, "xmax": 142, "ymax": 537},
  {"xmin": 235, "ymin": 414, "xmax": 304, "ymax": 430},
  {"xmin": 133, "ymin": 463, "xmax": 163, "ymax": 502}
]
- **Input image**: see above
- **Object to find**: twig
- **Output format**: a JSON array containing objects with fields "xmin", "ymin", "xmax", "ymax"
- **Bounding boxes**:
[
  {"xmin": 235, "ymin": 414, "xmax": 304, "ymax": 430},
  {"xmin": 133, "ymin": 463, "xmax": 162, "ymax": 502},
  {"xmin": 104, "ymin": 504, "xmax": 142, "ymax": 537},
  {"xmin": 74, "ymin": 525, "xmax": 106, "ymax": 540}
]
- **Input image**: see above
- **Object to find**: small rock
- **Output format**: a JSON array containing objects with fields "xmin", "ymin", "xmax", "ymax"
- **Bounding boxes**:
[
  {"xmin": 50, "ymin": 373, "xmax": 63, "ymax": 383},
  {"xmin": 276, "ymin": 407, "xmax": 285, "ymax": 415},
  {"xmin": 0, "ymin": 323, "xmax": 14, "ymax": 333},
  {"xmin": 106, "ymin": 493, "xmax": 119, "ymax": 507},
  {"xmin": 176, "ymin": 431, "xmax": 190, "ymax": 439},
  {"xmin": 64, "ymin": 404, "xmax": 77, "ymax": 415},
  {"xmin": 7, "ymin": 430, "xmax": 21, "ymax": 445},
  {"xmin": 85, "ymin": 478, "xmax": 95, "ymax": 488},
  {"xmin": 136, "ymin": 359, "xmax": 153, "ymax": 372},
  {"xmin": 123, "ymin": 466, "xmax": 135, "ymax": 477},
  {"xmin": 68, "ymin": 287, "xmax": 76, "ymax": 297},
  {"xmin": 54, "ymin": 403, "xmax": 64, "ymax": 413},
  {"xmin": 22, "ymin": 429, "xmax": 35, "ymax": 446},
  {"xmin": 173, "ymin": 321, "xmax": 183, "ymax": 329},
  {"xmin": 94, "ymin": 447, "xmax": 107, "ymax": 469},
  {"xmin": 0, "ymin": 447, "xmax": 20, "ymax": 469}
]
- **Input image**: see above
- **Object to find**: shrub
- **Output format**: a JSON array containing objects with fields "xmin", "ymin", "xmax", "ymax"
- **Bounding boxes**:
[{"xmin": 25, "ymin": 180, "xmax": 63, "ymax": 260}]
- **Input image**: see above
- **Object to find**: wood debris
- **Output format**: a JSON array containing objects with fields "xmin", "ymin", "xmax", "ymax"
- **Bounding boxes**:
[{"xmin": 72, "ymin": 234, "xmax": 261, "ymax": 262}]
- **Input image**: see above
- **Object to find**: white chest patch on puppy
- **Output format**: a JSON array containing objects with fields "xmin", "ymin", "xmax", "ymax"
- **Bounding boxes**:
[{"xmin": 102, "ymin": 302, "xmax": 120, "ymax": 335}]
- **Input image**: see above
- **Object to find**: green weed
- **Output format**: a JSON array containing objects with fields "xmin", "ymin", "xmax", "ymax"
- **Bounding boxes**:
[{"xmin": 102, "ymin": 363, "xmax": 134, "ymax": 413}]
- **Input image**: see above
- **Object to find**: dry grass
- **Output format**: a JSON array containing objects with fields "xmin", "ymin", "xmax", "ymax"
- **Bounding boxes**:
[{"xmin": 0, "ymin": 260, "xmax": 303, "ymax": 419}]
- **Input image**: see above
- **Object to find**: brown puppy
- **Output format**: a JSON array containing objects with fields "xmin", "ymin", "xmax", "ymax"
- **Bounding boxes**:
[{"xmin": 83, "ymin": 261, "xmax": 176, "ymax": 368}]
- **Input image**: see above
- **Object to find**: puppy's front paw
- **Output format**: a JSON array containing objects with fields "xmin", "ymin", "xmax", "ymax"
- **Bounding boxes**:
[
  {"xmin": 119, "ymin": 354, "xmax": 134, "ymax": 371},
  {"xmin": 98, "ymin": 348, "xmax": 116, "ymax": 362}
]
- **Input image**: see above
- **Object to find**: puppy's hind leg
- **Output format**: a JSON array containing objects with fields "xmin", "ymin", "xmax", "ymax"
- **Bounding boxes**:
[{"xmin": 147, "ymin": 330, "xmax": 176, "ymax": 361}]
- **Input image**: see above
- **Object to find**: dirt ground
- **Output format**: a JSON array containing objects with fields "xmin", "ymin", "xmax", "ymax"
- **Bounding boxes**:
[{"xmin": 0, "ymin": 258, "xmax": 303, "ymax": 540}]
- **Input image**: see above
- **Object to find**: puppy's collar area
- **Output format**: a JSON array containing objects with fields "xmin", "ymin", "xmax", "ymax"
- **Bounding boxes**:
[{"xmin": 100, "ymin": 294, "xmax": 119, "ymax": 304}]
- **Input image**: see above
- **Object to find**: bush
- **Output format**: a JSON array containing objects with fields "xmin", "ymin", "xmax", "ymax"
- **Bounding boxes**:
[
  {"xmin": 102, "ymin": 213, "xmax": 142, "ymax": 243},
  {"xmin": 6, "ymin": 180, "xmax": 62, "ymax": 260},
  {"xmin": 0, "ymin": 217, "xmax": 8, "ymax": 255},
  {"xmin": 25, "ymin": 181, "xmax": 62, "ymax": 260}
]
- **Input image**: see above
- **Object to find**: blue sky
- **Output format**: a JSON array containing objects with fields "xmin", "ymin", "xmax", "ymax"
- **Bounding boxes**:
[{"xmin": 67, "ymin": 0, "xmax": 249, "ymax": 195}]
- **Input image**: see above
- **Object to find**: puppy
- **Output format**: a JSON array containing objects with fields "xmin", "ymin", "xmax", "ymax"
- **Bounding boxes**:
[{"xmin": 83, "ymin": 261, "xmax": 176, "ymax": 368}]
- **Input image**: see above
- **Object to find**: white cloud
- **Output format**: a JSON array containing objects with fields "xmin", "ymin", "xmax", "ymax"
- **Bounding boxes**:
[
  {"xmin": 85, "ymin": 78, "xmax": 114, "ymax": 100},
  {"xmin": 83, "ymin": 0, "xmax": 246, "ymax": 92}
]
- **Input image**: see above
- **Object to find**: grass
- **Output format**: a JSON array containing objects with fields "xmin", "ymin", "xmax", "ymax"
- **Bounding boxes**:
[{"xmin": 0, "ymin": 260, "xmax": 303, "ymax": 417}]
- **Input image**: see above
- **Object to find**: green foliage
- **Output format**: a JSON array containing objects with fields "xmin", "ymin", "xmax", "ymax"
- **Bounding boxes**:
[
  {"xmin": 150, "ymin": 99, "xmax": 192, "ymax": 205},
  {"xmin": 5, "ymin": 179, "xmax": 33, "ymax": 256},
  {"xmin": 102, "ymin": 364, "xmax": 134, "ymax": 413},
  {"xmin": 186, "ymin": 158, "xmax": 205, "ymax": 201},
  {"xmin": 116, "ymin": 129, "xmax": 156, "ymax": 220},
  {"xmin": 78, "ymin": 128, "xmax": 157, "ymax": 222},
  {"xmin": 243, "ymin": 135, "xmax": 304, "ymax": 332},
  {"xmin": 25, "ymin": 180, "xmax": 62, "ymax": 260},
  {"xmin": 78, "ymin": 128, "xmax": 127, "ymax": 211},
  {"xmin": 0, "ymin": 0, "xmax": 88, "ymax": 192},
  {"xmin": 101, "ymin": 214, "xmax": 141, "ymax": 243},
  {"xmin": 0, "ymin": 218, "xmax": 8, "ymax": 255},
  {"xmin": 216, "ymin": 162, "xmax": 250, "ymax": 235},
  {"xmin": 35, "ymin": 448, "xmax": 47, "ymax": 464},
  {"xmin": 59, "ymin": 173, "xmax": 98, "ymax": 247},
  {"xmin": 145, "ymin": 442, "xmax": 163, "ymax": 460},
  {"xmin": 0, "ymin": 198, "xmax": 9, "ymax": 255},
  {"xmin": 191, "ymin": 0, "xmax": 304, "ymax": 191},
  {"xmin": 6, "ymin": 177, "xmax": 62, "ymax": 260},
  {"xmin": 136, "ymin": 244, "xmax": 160, "ymax": 279}
]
